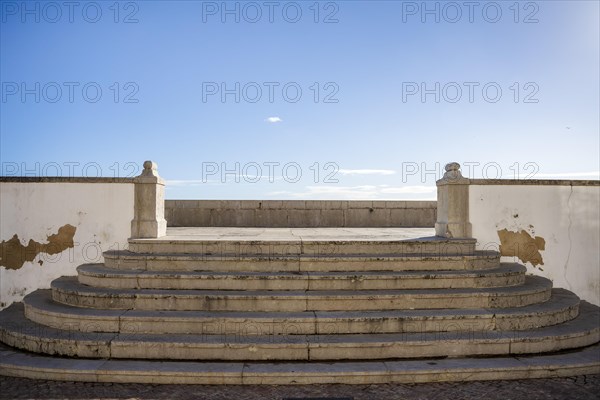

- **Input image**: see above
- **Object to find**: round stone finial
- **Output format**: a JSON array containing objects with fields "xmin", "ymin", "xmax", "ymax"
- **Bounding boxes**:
[
  {"xmin": 139, "ymin": 161, "xmax": 160, "ymax": 178},
  {"xmin": 445, "ymin": 162, "xmax": 460, "ymax": 172},
  {"xmin": 441, "ymin": 162, "xmax": 466, "ymax": 182}
]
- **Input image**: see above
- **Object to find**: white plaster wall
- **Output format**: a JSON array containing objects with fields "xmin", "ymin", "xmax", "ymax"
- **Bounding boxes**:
[
  {"xmin": 0, "ymin": 182, "xmax": 134, "ymax": 309},
  {"xmin": 470, "ymin": 185, "xmax": 600, "ymax": 305}
]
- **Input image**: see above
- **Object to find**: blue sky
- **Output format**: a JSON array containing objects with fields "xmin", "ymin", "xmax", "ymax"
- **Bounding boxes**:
[{"xmin": 1, "ymin": 0, "xmax": 598, "ymax": 199}]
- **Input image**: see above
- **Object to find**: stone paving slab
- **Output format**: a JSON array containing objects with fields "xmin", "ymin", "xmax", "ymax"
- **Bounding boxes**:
[
  {"xmin": 23, "ymin": 288, "xmax": 580, "ymax": 335},
  {"xmin": 1, "ymin": 374, "xmax": 598, "ymax": 399},
  {"xmin": 103, "ymin": 250, "xmax": 501, "ymax": 273},
  {"xmin": 152, "ymin": 227, "xmax": 439, "ymax": 242},
  {"xmin": 6, "ymin": 291, "xmax": 596, "ymax": 363},
  {"xmin": 1, "ymin": 339, "xmax": 598, "ymax": 383},
  {"xmin": 50, "ymin": 275, "xmax": 553, "ymax": 312},
  {"xmin": 127, "ymin": 229, "xmax": 475, "ymax": 257}
]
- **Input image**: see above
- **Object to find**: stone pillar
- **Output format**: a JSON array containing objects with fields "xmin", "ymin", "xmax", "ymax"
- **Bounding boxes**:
[
  {"xmin": 435, "ymin": 162, "xmax": 472, "ymax": 238},
  {"xmin": 131, "ymin": 161, "xmax": 167, "ymax": 238}
]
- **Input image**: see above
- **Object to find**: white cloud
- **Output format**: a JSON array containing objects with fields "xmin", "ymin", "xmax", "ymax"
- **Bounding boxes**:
[
  {"xmin": 266, "ymin": 185, "xmax": 436, "ymax": 200},
  {"xmin": 265, "ymin": 116, "xmax": 282, "ymax": 123},
  {"xmin": 380, "ymin": 186, "xmax": 436, "ymax": 194},
  {"xmin": 338, "ymin": 169, "xmax": 396, "ymax": 176}
]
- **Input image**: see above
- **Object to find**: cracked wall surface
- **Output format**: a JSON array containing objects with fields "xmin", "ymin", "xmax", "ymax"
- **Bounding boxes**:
[{"xmin": 470, "ymin": 183, "xmax": 600, "ymax": 306}]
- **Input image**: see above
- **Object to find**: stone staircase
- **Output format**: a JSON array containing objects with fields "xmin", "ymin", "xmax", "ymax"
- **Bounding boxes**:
[{"xmin": 0, "ymin": 227, "xmax": 599, "ymax": 384}]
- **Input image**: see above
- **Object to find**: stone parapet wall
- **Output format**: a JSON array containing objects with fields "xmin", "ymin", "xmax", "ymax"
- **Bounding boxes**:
[{"xmin": 165, "ymin": 200, "xmax": 437, "ymax": 228}]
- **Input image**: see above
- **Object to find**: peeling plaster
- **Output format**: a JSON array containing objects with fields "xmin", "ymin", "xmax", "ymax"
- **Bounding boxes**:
[
  {"xmin": 0, "ymin": 224, "xmax": 77, "ymax": 270},
  {"xmin": 470, "ymin": 184, "xmax": 600, "ymax": 306},
  {"xmin": 497, "ymin": 228, "xmax": 545, "ymax": 267}
]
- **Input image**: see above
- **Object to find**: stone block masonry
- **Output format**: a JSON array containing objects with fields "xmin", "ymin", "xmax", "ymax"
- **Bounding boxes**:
[{"xmin": 165, "ymin": 200, "xmax": 437, "ymax": 228}]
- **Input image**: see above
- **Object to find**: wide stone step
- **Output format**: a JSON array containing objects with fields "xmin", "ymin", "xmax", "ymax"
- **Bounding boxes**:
[
  {"xmin": 103, "ymin": 250, "xmax": 500, "ymax": 272},
  {"xmin": 51, "ymin": 276, "xmax": 553, "ymax": 311},
  {"xmin": 77, "ymin": 263, "xmax": 525, "ymax": 291},
  {"xmin": 23, "ymin": 289, "xmax": 580, "ymax": 334},
  {"xmin": 126, "ymin": 228, "xmax": 476, "ymax": 256},
  {"xmin": 0, "ymin": 301, "xmax": 597, "ymax": 361},
  {"xmin": 0, "ymin": 341, "xmax": 598, "ymax": 384}
]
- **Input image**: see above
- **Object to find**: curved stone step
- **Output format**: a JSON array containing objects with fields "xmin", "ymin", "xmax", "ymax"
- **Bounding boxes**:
[
  {"xmin": 127, "ymin": 231, "xmax": 476, "ymax": 256},
  {"xmin": 51, "ymin": 276, "xmax": 552, "ymax": 311},
  {"xmin": 1, "ymin": 341, "xmax": 598, "ymax": 384},
  {"xmin": 23, "ymin": 289, "xmax": 580, "ymax": 334},
  {"xmin": 103, "ymin": 250, "xmax": 500, "ymax": 272},
  {"xmin": 1, "ymin": 301, "xmax": 598, "ymax": 361},
  {"xmin": 77, "ymin": 263, "xmax": 525, "ymax": 291}
]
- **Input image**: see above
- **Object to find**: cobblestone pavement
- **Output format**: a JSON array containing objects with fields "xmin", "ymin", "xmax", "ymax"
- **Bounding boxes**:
[{"xmin": 1, "ymin": 375, "xmax": 599, "ymax": 400}]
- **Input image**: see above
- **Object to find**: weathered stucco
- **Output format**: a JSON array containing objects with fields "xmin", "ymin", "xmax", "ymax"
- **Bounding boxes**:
[
  {"xmin": 0, "ymin": 182, "xmax": 134, "ymax": 309},
  {"xmin": 497, "ymin": 228, "xmax": 545, "ymax": 267},
  {"xmin": 0, "ymin": 224, "xmax": 76, "ymax": 270},
  {"xmin": 470, "ymin": 184, "xmax": 600, "ymax": 306}
]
